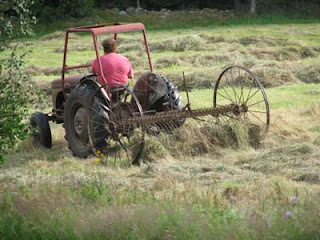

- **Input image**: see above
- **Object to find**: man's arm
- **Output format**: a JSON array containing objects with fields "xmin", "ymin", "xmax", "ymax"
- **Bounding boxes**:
[
  {"xmin": 127, "ymin": 60, "xmax": 134, "ymax": 79},
  {"xmin": 91, "ymin": 59, "xmax": 97, "ymax": 74}
]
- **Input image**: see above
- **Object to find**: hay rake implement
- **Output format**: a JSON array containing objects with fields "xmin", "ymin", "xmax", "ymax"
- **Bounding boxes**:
[
  {"xmin": 29, "ymin": 23, "xmax": 270, "ymax": 165},
  {"xmin": 87, "ymin": 65, "xmax": 270, "ymax": 165}
]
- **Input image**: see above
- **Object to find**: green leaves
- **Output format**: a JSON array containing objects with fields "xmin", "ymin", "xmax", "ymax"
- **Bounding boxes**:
[
  {"xmin": 0, "ymin": 51, "xmax": 40, "ymax": 162},
  {"xmin": 0, "ymin": 0, "xmax": 36, "ymax": 162},
  {"xmin": 0, "ymin": 0, "xmax": 36, "ymax": 42}
]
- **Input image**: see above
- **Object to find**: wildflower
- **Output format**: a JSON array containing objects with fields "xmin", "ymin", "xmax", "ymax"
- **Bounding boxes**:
[
  {"xmin": 94, "ymin": 158, "xmax": 101, "ymax": 164},
  {"xmin": 290, "ymin": 196, "xmax": 297, "ymax": 204},
  {"xmin": 285, "ymin": 211, "xmax": 292, "ymax": 217}
]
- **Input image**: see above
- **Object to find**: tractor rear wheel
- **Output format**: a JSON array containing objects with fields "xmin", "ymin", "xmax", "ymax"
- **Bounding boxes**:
[
  {"xmin": 30, "ymin": 112, "xmax": 52, "ymax": 148},
  {"xmin": 150, "ymin": 76, "xmax": 185, "ymax": 132},
  {"xmin": 88, "ymin": 85, "xmax": 145, "ymax": 166},
  {"xmin": 64, "ymin": 84, "xmax": 109, "ymax": 158}
]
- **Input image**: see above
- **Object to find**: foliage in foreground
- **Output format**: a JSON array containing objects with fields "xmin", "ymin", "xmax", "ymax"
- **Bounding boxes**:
[
  {"xmin": 0, "ymin": 0, "xmax": 36, "ymax": 42},
  {"xmin": 0, "ymin": 52, "xmax": 38, "ymax": 163},
  {"xmin": 0, "ymin": 177, "xmax": 319, "ymax": 240},
  {"xmin": 0, "ymin": 0, "xmax": 37, "ymax": 162}
]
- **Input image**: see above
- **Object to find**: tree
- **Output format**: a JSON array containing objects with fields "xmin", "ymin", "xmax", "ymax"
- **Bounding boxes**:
[
  {"xmin": 250, "ymin": 0, "xmax": 256, "ymax": 14},
  {"xmin": 0, "ymin": 0, "xmax": 36, "ymax": 42}
]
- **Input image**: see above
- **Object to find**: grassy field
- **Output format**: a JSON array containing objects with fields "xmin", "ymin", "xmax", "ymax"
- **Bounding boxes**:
[{"xmin": 1, "ymin": 14, "xmax": 320, "ymax": 239}]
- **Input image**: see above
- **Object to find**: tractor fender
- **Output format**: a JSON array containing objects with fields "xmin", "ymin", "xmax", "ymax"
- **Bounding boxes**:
[
  {"xmin": 79, "ymin": 75, "xmax": 110, "ymax": 109},
  {"xmin": 133, "ymin": 72, "xmax": 168, "ymax": 111}
]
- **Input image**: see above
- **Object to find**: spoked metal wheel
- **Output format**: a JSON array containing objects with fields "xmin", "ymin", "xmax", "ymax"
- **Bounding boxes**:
[
  {"xmin": 213, "ymin": 66, "xmax": 270, "ymax": 137},
  {"xmin": 88, "ymin": 86, "xmax": 145, "ymax": 166}
]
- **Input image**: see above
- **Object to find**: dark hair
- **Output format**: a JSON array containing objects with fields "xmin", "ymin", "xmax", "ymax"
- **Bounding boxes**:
[{"xmin": 102, "ymin": 38, "xmax": 116, "ymax": 53}]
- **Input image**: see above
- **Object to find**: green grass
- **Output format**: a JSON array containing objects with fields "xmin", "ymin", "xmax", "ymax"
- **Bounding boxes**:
[{"xmin": 3, "ymin": 21, "xmax": 320, "ymax": 91}]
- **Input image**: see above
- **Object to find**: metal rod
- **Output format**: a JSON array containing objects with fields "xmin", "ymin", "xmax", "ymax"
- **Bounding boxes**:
[
  {"xmin": 62, "ymin": 31, "xmax": 69, "ymax": 97},
  {"xmin": 182, "ymin": 72, "xmax": 191, "ymax": 111},
  {"xmin": 126, "ymin": 104, "xmax": 239, "ymax": 125},
  {"xmin": 143, "ymin": 30, "xmax": 153, "ymax": 72},
  {"xmin": 93, "ymin": 33, "xmax": 108, "ymax": 90}
]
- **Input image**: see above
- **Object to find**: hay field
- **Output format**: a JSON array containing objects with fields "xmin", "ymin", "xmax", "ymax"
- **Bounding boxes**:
[{"xmin": 1, "ymin": 23, "xmax": 320, "ymax": 239}]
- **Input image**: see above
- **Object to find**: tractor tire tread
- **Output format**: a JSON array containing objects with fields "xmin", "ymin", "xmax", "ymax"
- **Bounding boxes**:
[{"xmin": 30, "ymin": 112, "xmax": 52, "ymax": 148}]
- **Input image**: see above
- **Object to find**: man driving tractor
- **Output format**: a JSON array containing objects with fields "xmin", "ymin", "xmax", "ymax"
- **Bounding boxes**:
[{"xmin": 92, "ymin": 38, "xmax": 133, "ymax": 101}]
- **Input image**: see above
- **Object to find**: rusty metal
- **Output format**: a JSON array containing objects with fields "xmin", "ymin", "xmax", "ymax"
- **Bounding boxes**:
[
  {"xmin": 61, "ymin": 31, "xmax": 69, "ymax": 97},
  {"xmin": 182, "ymin": 71, "xmax": 191, "ymax": 112},
  {"xmin": 214, "ymin": 65, "xmax": 270, "ymax": 134},
  {"xmin": 125, "ymin": 104, "xmax": 239, "ymax": 125}
]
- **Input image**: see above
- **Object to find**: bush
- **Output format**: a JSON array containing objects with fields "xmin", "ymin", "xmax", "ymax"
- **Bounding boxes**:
[
  {"xmin": 0, "ymin": 0, "xmax": 37, "ymax": 162},
  {"xmin": 0, "ymin": 0, "xmax": 36, "ymax": 40},
  {"xmin": 0, "ymin": 51, "xmax": 42, "ymax": 162}
]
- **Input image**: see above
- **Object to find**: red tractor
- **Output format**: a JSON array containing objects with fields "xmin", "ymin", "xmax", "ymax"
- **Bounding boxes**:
[{"xmin": 30, "ymin": 23, "xmax": 270, "ymax": 165}]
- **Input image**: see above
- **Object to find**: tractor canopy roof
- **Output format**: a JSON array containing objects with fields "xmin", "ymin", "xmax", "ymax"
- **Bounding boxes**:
[{"xmin": 66, "ymin": 23, "xmax": 146, "ymax": 36}]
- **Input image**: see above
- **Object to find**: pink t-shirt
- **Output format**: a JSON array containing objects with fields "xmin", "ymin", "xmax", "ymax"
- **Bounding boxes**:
[{"xmin": 92, "ymin": 52, "xmax": 133, "ymax": 87}]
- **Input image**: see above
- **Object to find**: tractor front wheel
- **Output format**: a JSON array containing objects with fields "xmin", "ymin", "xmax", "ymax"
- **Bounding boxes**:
[{"xmin": 30, "ymin": 112, "xmax": 52, "ymax": 148}]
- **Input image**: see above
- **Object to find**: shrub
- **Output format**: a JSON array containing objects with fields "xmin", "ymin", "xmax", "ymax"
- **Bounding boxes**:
[
  {"xmin": 0, "ymin": 0, "xmax": 37, "ymax": 162},
  {"xmin": 0, "ymin": 51, "xmax": 42, "ymax": 162}
]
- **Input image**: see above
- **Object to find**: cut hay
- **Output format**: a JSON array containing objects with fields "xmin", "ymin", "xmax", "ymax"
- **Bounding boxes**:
[
  {"xmin": 165, "ymin": 68, "xmax": 221, "ymax": 90},
  {"xmin": 293, "ymin": 62, "xmax": 320, "ymax": 84},
  {"xmin": 139, "ymin": 118, "xmax": 263, "ymax": 163},
  {"xmin": 54, "ymin": 45, "xmax": 93, "ymax": 53},
  {"xmin": 40, "ymin": 31, "xmax": 66, "ymax": 41},
  {"xmin": 155, "ymin": 54, "xmax": 229, "ymax": 69},
  {"xmin": 251, "ymin": 65, "xmax": 299, "ymax": 87},
  {"xmin": 150, "ymin": 35, "xmax": 207, "ymax": 52},
  {"xmin": 25, "ymin": 65, "xmax": 61, "ymax": 76},
  {"xmin": 199, "ymin": 33, "xmax": 227, "ymax": 43}
]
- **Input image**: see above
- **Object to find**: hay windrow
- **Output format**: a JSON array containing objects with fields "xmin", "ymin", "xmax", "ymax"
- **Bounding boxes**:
[
  {"xmin": 165, "ymin": 69, "xmax": 221, "ymax": 89},
  {"xmin": 250, "ymin": 65, "xmax": 299, "ymax": 87},
  {"xmin": 139, "ymin": 119, "xmax": 263, "ymax": 163},
  {"xmin": 155, "ymin": 54, "xmax": 229, "ymax": 69},
  {"xmin": 293, "ymin": 62, "xmax": 320, "ymax": 84},
  {"xmin": 54, "ymin": 45, "xmax": 93, "ymax": 53},
  {"xmin": 118, "ymin": 42, "xmax": 145, "ymax": 52},
  {"xmin": 150, "ymin": 35, "xmax": 207, "ymax": 52},
  {"xmin": 26, "ymin": 65, "xmax": 61, "ymax": 76},
  {"xmin": 40, "ymin": 31, "xmax": 66, "ymax": 40}
]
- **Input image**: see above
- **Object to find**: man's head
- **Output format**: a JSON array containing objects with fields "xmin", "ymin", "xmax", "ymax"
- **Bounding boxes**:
[{"xmin": 102, "ymin": 38, "xmax": 116, "ymax": 53}]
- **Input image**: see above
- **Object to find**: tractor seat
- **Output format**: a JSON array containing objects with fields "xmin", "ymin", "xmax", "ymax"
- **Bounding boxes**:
[
  {"xmin": 51, "ymin": 74, "xmax": 87, "ymax": 89},
  {"xmin": 109, "ymin": 86, "xmax": 126, "ymax": 102}
]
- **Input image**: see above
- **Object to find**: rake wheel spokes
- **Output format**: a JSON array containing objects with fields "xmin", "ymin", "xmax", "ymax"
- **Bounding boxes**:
[{"xmin": 213, "ymin": 66, "xmax": 270, "ymax": 137}]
